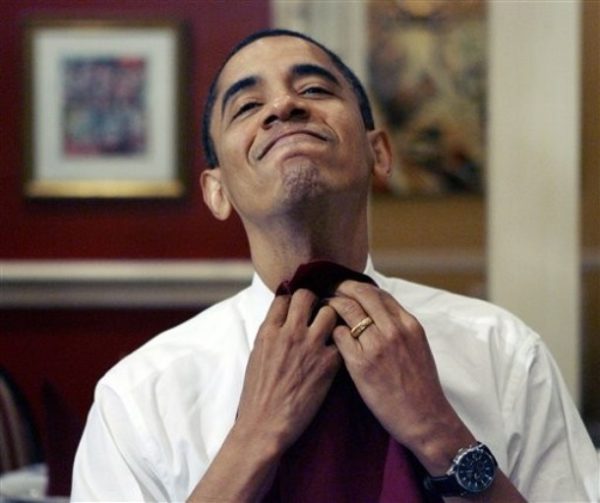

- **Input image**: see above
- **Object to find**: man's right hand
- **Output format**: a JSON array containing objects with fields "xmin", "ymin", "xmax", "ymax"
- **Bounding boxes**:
[
  {"xmin": 188, "ymin": 289, "xmax": 340, "ymax": 502},
  {"xmin": 235, "ymin": 289, "xmax": 341, "ymax": 450}
]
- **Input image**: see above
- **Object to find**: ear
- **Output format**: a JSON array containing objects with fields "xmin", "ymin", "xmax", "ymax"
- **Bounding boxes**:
[
  {"xmin": 200, "ymin": 168, "xmax": 233, "ymax": 221},
  {"xmin": 367, "ymin": 129, "xmax": 393, "ymax": 181}
]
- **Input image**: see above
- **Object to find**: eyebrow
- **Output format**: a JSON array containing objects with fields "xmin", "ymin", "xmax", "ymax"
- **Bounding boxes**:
[
  {"xmin": 291, "ymin": 63, "xmax": 340, "ymax": 87},
  {"xmin": 219, "ymin": 63, "xmax": 341, "ymax": 116},
  {"xmin": 220, "ymin": 76, "xmax": 258, "ymax": 115}
]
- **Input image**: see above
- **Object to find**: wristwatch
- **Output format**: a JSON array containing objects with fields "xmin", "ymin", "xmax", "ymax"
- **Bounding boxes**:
[{"xmin": 424, "ymin": 442, "xmax": 498, "ymax": 497}]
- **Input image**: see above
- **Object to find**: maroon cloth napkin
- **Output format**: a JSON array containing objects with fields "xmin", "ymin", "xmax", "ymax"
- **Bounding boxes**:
[{"xmin": 264, "ymin": 261, "xmax": 438, "ymax": 502}]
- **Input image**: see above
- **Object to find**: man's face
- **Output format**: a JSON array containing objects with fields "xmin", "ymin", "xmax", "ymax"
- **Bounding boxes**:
[{"xmin": 207, "ymin": 35, "xmax": 377, "ymax": 222}]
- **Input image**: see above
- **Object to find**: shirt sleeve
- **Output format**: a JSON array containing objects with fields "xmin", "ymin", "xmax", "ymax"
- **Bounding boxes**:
[
  {"xmin": 71, "ymin": 384, "xmax": 170, "ymax": 502},
  {"xmin": 504, "ymin": 334, "xmax": 599, "ymax": 502}
]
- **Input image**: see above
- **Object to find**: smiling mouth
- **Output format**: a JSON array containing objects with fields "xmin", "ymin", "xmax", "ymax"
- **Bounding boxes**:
[{"xmin": 258, "ymin": 130, "xmax": 328, "ymax": 160}]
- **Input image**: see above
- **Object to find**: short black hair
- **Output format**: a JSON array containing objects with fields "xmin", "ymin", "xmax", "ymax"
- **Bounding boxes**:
[{"xmin": 201, "ymin": 28, "xmax": 375, "ymax": 168}]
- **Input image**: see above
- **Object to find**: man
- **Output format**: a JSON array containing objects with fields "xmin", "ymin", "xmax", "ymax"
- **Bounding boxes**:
[{"xmin": 72, "ymin": 29, "xmax": 599, "ymax": 502}]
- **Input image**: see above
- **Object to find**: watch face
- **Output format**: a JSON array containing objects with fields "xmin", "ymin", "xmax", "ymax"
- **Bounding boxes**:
[{"xmin": 455, "ymin": 447, "xmax": 496, "ymax": 493}]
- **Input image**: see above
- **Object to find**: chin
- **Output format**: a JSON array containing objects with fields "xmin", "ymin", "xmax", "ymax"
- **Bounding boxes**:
[{"xmin": 279, "ymin": 158, "xmax": 324, "ymax": 200}]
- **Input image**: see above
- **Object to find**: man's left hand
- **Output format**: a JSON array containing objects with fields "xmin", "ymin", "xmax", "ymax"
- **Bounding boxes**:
[{"xmin": 327, "ymin": 280, "xmax": 474, "ymax": 475}]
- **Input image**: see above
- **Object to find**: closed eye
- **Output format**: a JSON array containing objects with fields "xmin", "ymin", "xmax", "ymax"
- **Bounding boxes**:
[
  {"xmin": 301, "ymin": 86, "xmax": 333, "ymax": 96},
  {"xmin": 232, "ymin": 101, "xmax": 260, "ymax": 120}
]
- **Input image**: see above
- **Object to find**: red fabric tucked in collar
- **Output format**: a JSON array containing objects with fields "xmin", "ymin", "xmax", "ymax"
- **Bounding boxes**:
[
  {"xmin": 264, "ymin": 261, "xmax": 438, "ymax": 502},
  {"xmin": 275, "ymin": 260, "xmax": 377, "ymax": 298}
]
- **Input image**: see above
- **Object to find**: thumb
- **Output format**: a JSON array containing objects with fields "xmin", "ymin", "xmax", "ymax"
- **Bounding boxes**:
[{"xmin": 332, "ymin": 325, "xmax": 358, "ymax": 358}]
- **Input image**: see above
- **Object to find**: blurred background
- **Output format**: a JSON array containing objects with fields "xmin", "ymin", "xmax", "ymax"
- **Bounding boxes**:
[{"xmin": 0, "ymin": 0, "xmax": 598, "ymax": 499}]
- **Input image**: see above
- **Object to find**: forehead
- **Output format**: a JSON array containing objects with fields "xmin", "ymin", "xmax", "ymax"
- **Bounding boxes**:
[{"xmin": 216, "ymin": 35, "xmax": 342, "ymax": 97}]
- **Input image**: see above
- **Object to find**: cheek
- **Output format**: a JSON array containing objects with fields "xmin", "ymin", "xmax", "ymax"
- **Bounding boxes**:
[
  {"xmin": 330, "ymin": 105, "xmax": 370, "ymax": 153},
  {"xmin": 217, "ymin": 133, "xmax": 246, "ymax": 167},
  {"xmin": 339, "ymin": 121, "xmax": 374, "ymax": 165},
  {"xmin": 214, "ymin": 121, "xmax": 257, "ymax": 168}
]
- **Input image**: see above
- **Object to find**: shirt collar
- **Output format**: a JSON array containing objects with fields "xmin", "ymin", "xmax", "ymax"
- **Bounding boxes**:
[{"xmin": 242, "ymin": 256, "xmax": 374, "ymax": 349}]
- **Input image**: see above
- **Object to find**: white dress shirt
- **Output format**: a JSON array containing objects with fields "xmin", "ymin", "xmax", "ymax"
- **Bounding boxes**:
[{"xmin": 72, "ymin": 261, "xmax": 599, "ymax": 502}]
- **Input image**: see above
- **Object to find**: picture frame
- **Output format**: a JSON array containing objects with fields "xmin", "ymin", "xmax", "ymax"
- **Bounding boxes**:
[{"xmin": 23, "ymin": 18, "xmax": 187, "ymax": 199}]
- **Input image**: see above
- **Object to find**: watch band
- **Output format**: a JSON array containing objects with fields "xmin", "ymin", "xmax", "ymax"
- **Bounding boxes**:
[{"xmin": 424, "ymin": 472, "xmax": 466, "ymax": 497}]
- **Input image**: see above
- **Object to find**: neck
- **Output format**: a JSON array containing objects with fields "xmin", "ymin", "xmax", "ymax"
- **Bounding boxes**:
[{"xmin": 244, "ymin": 206, "xmax": 369, "ymax": 292}]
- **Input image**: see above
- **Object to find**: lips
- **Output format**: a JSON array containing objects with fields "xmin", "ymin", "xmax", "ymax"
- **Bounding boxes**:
[{"xmin": 257, "ymin": 127, "xmax": 330, "ymax": 160}]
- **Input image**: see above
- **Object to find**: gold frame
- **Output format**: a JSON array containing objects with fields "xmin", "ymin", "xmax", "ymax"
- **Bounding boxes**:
[{"xmin": 23, "ymin": 18, "xmax": 188, "ymax": 199}]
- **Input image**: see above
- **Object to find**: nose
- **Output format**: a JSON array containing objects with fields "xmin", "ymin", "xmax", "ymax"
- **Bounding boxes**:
[{"xmin": 262, "ymin": 93, "xmax": 308, "ymax": 128}]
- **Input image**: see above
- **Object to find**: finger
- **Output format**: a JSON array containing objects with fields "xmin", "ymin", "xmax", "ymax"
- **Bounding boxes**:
[
  {"xmin": 322, "ymin": 341, "xmax": 343, "ymax": 372},
  {"xmin": 335, "ymin": 280, "xmax": 416, "ymax": 334},
  {"xmin": 326, "ymin": 296, "xmax": 369, "ymax": 332},
  {"xmin": 309, "ymin": 304, "xmax": 338, "ymax": 342},
  {"xmin": 334, "ymin": 280, "xmax": 390, "ymax": 321},
  {"xmin": 263, "ymin": 293, "xmax": 292, "ymax": 326},
  {"xmin": 331, "ymin": 324, "xmax": 359, "ymax": 356},
  {"xmin": 326, "ymin": 297, "xmax": 379, "ymax": 349},
  {"xmin": 287, "ymin": 288, "xmax": 319, "ymax": 326}
]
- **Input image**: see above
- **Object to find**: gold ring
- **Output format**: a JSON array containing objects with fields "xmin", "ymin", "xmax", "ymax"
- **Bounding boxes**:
[{"xmin": 350, "ymin": 316, "xmax": 374, "ymax": 338}]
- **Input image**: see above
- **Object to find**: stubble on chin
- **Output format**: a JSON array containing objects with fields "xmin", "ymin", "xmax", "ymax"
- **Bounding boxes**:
[{"xmin": 280, "ymin": 159, "xmax": 323, "ymax": 204}]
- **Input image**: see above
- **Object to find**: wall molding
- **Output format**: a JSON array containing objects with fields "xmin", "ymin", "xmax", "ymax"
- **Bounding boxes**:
[
  {"xmin": 0, "ymin": 260, "xmax": 254, "ymax": 309},
  {"xmin": 2, "ymin": 251, "xmax": 597, "ymax": 309}
]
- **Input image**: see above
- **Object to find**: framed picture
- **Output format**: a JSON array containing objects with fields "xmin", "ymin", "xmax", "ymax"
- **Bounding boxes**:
[
  {"xmin": 367, "ymin": 0, "xmax": 486, "ymax": 196},
  {"xmin": 23, "ymin": 18, "xmax": 187, "ymax": 199}
]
